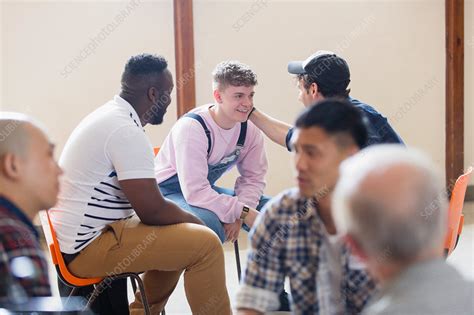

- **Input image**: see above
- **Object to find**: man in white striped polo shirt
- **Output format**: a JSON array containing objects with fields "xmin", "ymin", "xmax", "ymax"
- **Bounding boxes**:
[{"xmin": 50, "ymin": 54, "xmax": 231, "ymax": 315}]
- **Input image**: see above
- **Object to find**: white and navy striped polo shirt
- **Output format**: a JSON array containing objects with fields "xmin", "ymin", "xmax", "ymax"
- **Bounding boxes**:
[{"xmin": 50, "ymin": 95, "xmax": 155, "ymax": 254}]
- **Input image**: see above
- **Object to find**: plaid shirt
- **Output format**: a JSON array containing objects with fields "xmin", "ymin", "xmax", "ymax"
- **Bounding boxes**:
[
  {"xmin": 236, "ymin": 189, "xmax": 377, "ymax": 314},
  {"xmin": 0, "ymin": 197, "xmax": 51, "ymax": 299}
]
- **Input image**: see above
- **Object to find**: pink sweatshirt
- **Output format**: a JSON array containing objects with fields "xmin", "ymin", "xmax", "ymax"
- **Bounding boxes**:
[{"xmin": 155, "ymin": 105, "xmax": 268, "ymax": 223}]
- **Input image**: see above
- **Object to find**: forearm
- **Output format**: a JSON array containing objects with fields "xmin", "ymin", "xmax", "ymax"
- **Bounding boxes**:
[
  {"xmin": 249, "ymin": 108, "xmax": 291, "ymax": 147},
  {"xmin": 235, "ymin": 175, "xmax": 266, "ymax": 210},
  {"xmin": 138, "ymin": 201, "xmax": 203, "ymax": 226},
  {"xmin": 120, "ymin": 178, "xmax": 204, "ymax": 226}
]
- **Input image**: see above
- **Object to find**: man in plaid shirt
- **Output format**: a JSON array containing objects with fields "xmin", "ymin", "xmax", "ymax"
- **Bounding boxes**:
[
  {"xmin": 236, "ymin": 99, "xmax": 378, "ymax": 314},
  {"xmin": 0, "ymin": 113, "xmax": 62, "ymax": 301}
]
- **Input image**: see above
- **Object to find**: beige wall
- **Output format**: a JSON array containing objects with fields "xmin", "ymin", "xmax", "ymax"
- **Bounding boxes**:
[
  {"xmin": 1, "ymin": 0, "xmax": 176, "ymax": 152},
  {"xmin": 1, "ymin": 0, "xmax": 450, "ymax": 196},
  {"xmin": 193, "ymin": 0, "xmax": 446, "ymax": 194},
  {"xmin": 466, "ymin": 0, "xmax": 473, "ymax": 185}
]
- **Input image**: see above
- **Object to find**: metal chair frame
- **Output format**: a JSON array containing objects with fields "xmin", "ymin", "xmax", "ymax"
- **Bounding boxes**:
[{"xmin": 39, "ymin": 210, "xmax": 163, "ymax": 314}]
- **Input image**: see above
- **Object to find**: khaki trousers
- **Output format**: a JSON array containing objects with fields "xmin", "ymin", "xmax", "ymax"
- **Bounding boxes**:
[{"xmin": 68, "ymin": 216, "xmax": 231, "ymax": 315}]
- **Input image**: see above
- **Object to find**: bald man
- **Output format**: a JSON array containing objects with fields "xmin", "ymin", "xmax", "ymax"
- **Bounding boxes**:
[
  {"xmin": 0, "ymin": 113, "xmax": 62, "ymax": 300},
  {"xmin": 333, "ymin": 145, "xmax": 473, "ymax": 315}
]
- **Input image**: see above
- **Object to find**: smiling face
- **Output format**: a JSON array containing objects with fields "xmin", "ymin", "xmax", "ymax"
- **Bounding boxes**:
[{"xmin": 213, "ymin": 84, "xmax": 255, "ymax": 125}]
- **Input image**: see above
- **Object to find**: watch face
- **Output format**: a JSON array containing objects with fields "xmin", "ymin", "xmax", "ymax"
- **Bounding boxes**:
[{"xmin": 241, "ymin": 206, "xmax": 250, "ymax": 219}]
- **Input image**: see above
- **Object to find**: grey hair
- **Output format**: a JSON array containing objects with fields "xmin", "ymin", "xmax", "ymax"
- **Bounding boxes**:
[
  {"xmin": 0, "ymin": 112, "xmax": 42, "ymax": 158},
  {"xmin": 332, "ymin": 144, "xmax": 448, "ymax": 263},
  {"xmin": 212, "ymin": 60, "xmax": 257, "ymax": 91}
]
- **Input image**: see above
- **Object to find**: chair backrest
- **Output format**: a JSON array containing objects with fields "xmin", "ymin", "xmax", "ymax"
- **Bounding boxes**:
[
  {"xmin": 153, "ymin": 147, "xmax": 160, "ymax": 156},
  {"xmin": 38, "ymin": 210, "xmax": 103, "ymax": 286},
  {"xmin": 444, "ymin": 167, "xmax": 472, "ymax": 256}
]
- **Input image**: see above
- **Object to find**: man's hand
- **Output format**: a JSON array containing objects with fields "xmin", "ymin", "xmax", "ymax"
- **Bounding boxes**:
[
  {"xmin": 224, "ymin": 219, "xmax": 243, "ymax": 242},
  {"xmin": 243, "ymin": 208, "xmax": 259, "ymax": 228},
  {"xmin": 248, "ymin": 107, "xmax": 292, "ymax": 148}
]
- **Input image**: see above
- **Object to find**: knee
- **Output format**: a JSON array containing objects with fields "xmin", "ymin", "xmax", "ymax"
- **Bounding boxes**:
[
  {"xmin": 196, "ymin": 226, "xmax": 225, "ymax": 258},
  {"xmin": 199, "ymin": 217, "xmax": 225, "ymax": 243},
  {"xmin": 214, "ymin": 228, "xmax": 225, "ymax": 243}
]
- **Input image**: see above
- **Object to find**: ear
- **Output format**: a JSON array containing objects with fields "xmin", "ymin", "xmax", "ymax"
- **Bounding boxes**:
[
  {"xmin": 0, "ymin": 153, "xmax": 22, "ymax": 180},
  {"xmin": 310, "ymin": 82, "xmax": 319, "ymax": 98},
  {"xmin": 213, "ymin": 89, "xmax": 223, "ymax": 103},
  {"xmin": 148, "ymin": 86, "xmax": 158, "ymax": 103},
  {"xmin": 344, "ymin": 234, "xmax": 369, "ymax": 262}
]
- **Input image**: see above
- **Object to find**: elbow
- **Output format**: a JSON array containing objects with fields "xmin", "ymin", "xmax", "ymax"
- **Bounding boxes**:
[
  {"xmin": 183, "ymin": 189, "xmax": 203, "ymax": 207},
  {"xmin": 135, "ymin": 206, "xmax": 166, "ymax": 226},
  {"xmin": 137, "ymin": 212, "xmax": 158, "ymax": 226}
]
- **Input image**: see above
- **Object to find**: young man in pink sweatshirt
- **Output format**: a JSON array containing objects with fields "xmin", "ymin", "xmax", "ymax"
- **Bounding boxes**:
[{"xmin": 155, "ymin": 60, "xmax": 269, "ymax": 244}]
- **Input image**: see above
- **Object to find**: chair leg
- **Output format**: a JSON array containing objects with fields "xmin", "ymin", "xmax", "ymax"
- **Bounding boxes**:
[
  {"xmin": 84, "ymin": 284, "xmax": 101, "ymax": 311},
  {"xmin": 64, "ymin": 287, "xmax": 78, "ymax": 307},
  {"xmin": 130, "ymin": 273, "xmax": 151, "ymax": 315},
  {"xmin": 68, "ymin": 287, "xmax": 78, "ymax": 297},
  {"xmin": 234, "ymin": 240, "xmax": 242, "ymax": 282},
  {"xmin": 131, "ymin": 276, "xmax": 138, "ymax": 293}
]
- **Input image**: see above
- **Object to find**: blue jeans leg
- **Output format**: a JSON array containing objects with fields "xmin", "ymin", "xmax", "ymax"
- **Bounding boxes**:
[{"xmin": 164, "ymin": 192, "xmax": 226, "ymax": 243}]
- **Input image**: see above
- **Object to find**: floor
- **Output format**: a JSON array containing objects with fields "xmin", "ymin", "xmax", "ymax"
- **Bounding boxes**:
[{"xmin": 46, "ymin": 202, "xmax": 474, "ymax": 315}]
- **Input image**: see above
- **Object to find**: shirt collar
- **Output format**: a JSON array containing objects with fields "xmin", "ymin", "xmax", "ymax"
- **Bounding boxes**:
[
  {"xmin": 0, "ymin": 196, "xmax": 38, "ymax": 238},
  {"xmin": 114, "ymin": 95, "xmax": 144, "ymax": 129}
]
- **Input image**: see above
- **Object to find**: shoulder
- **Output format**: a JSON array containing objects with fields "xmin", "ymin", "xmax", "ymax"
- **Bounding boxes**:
[
  {"xmin": 86, "ymin": 99, "xmax": 131, "ymax": 125},
  {"xmin": 260, "ymin": 188, "xmax": 308, "ymax": 221},
  {"xmin": 349, "ymin": 97, "xmax": 385, "ymax": 119},
  {"xmin": 175, "ymin": 105, "xmax": 211, "ymax": 131},
  {"xmin": 70, "ymin": 100, "xmax": 138, "ymax": 143},
  {"xmin": 245, "ymin": 120, "xmax": 263, "ymax": 135},
  {"xmin": 0, "ymin": 216, "xmax": 39, "ymax": 251}
]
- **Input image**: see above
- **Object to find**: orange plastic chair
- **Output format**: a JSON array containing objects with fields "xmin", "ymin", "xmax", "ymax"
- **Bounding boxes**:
[
  {"xmin": 444, "ymin": 167, "xmax": 472, "ymax": 256},
  {"xmin": 39, "ymin": 211, "xmax": 153, "ymax": 314}
]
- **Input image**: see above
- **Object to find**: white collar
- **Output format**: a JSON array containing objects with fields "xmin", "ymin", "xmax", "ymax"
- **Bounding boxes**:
[{"xmin": 114, "ymin": 95, "xmax": 143, "ymax": 128}]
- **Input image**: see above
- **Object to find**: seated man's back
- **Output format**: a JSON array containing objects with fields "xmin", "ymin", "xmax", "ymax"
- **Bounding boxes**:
[
  {"xmin": 51, "ymin": 96, "xmax": 149, "ymax": 253},
  {"xmin": 364, "ymin": 258, "xmax": 473, "ymax": 315},
  {"xmin": 332, "ymin": 145, "xmax": 473, "ymax": 315}
]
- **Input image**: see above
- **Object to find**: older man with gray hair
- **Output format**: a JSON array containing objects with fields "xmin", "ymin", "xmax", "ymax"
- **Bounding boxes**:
[
  {"xmin": 0, "ymin": 113, "xmax": 63, "ymax": 301},
  {"xmin": 333, "ymin": 144, "xmax": 473, "ymax": 315}
]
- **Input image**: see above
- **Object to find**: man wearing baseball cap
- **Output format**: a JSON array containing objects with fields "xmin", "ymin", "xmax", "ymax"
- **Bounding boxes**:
[{"xmin": 249, "ymin": 50, "xmax": 403, "ymax": 150}]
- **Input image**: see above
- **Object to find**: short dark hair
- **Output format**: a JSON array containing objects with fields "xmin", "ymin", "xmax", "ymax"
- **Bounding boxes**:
[
  {"xmin": 297, "ymin": 74, "xmax": 351, "ymax": 98},
  {"xmin": 295, "ymin": 98, "xmax": 368, "ymax": 148},
  {"xmin": 121, "ymin": 54, "xmax": 168, "ymax": 85}
]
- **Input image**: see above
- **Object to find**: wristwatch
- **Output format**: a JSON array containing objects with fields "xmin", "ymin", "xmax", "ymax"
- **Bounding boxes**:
[{"xmin": 240, "ymin": 205, "xmax": 250, "ymax": 220}]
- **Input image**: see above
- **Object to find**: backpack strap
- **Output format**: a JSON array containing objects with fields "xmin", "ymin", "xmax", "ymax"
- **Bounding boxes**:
[
  {"xmin": 237, "ymin": 122, "xmax": 247, "ymax": 148},
  {"xmin": 185, "ymin": 113, "xmax": 248, "ymax": 155},
  {"xmin": 184, "ymin": 113, "xmax": 212, "ymax": 156}
]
